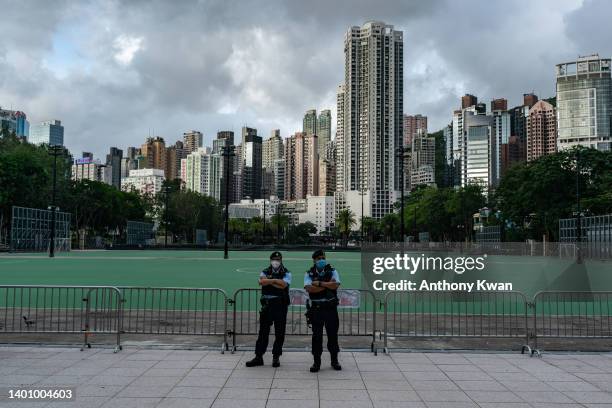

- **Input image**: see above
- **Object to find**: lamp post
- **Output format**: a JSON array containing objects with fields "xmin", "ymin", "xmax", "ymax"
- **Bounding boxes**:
[
  {"xmin": 162, "ymin": 185, "xmax": 171, "ymax": 248},
  {"xmin": 48, "ymin": 145, "xmax": 63, "ymax": 258},
  {"xmin": 358, "ymin": 188, "xmax": 367, "ymax": 244},
  {"xmin": 221, "ymin": 145, "xmax": 235, "ymax": 259},
  {"xmin": 276, "ymin": 200, "xmax": 282, "ymax": 244}
]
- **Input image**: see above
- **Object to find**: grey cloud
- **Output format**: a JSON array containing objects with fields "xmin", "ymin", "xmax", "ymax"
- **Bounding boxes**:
[{"xmin": 1, "ymin": 0, "xmax": 610, "ymax": 158}]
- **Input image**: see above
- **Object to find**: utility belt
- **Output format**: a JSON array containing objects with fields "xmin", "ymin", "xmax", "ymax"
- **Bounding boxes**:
[
  {"xmin": 309, "ymin": 298, "xmax": 339, "ymax": 309},
  {"xmin": 260, "ymin": 296, "xmax": 287, "ymax": 308}
]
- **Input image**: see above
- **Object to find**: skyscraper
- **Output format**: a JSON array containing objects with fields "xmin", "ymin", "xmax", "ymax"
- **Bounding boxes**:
[
  {"xmin": 141, "ymin": 137, "xmax": 167, "ymax": 175},
  {"xmin": 404, "ymin": 114, "xmax": 428, "ymax": 147},
  {"xmin": 317, "ymin": 110, "xmax": 332, "ymax": 157},
  {"xmin": 556, "ymin": 54, "xmax": 611, "ymax": 151},
  {"xmin": 284, "ymin": 132, "xmax": 318, "ymax": 201},
  {"xmin": 183, "ymin": 130, "xmax": 203, "ymax": 153},
  {"xmin": 106, "ymin": 147, "xmax": 123, "ymax": 189},
  {"xmin": 335, "ymin": 84, "xmax": 346, "ymax": 194},
  {"xmin": 0, "ymin": 108, "xmax": 29, "ymax": 138},
  {"xmin": 303, "ymin": 109, "xmax": 317, "ymax": 136},
  {"xmin": 214, "ymin": 131, "xmax": 234, "ymax": 153},
  {"xmin": 262, "ymin": 130, "xmax": 284, "ymax": 169},
  {"xmin": 241, "ymin": 126, "xmax": 262, "ymax": 199},
  {"xmin": 462, "ymin": 94, "xmax": 478, "ymax": 109},
  {"xmin": 30, "ymin": 120, "xmax": 64, "ymax": 146},
  {"xmin": 166, "ymin": 141, "xmax": 187, "ymax": 181},
  {"xmin": 527, "ymin": 100, "xmax": 557, "ymax": 161},
  {"xmin": 490, "ymin": 98, "xmax": 508, "ymax": 112},
  {"xmin": 341, "ymin": 21, "xmax": 403, "ymax": 219}
]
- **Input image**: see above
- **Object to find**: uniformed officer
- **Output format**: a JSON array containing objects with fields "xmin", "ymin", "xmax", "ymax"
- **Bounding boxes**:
[
  {"xmin": 246, "ymin": 251, "xmax": 291, "ymax": 368},
  {"xmin": 304, "ymin": 249, "xmax": 342, "ymax": 372}
]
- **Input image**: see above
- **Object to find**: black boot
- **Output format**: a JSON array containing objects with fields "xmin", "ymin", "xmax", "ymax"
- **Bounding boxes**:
[
  {"xmin": 272, "ymin": 356, "xmax": 280, "ymax": 368},
  {"xmin": 246, "ymin": 355, "xmax": 264, "ymax": 367},
  {"xmin": 310, "ymin": 356, "xmax": 321, "ymax": 373},
  {"xmin": 331, "ymin": 355, "xmax": 342, "ymax": 371}
]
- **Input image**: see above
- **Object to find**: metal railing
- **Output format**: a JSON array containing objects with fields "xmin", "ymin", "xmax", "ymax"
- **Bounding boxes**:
[
  {"xmin": 1, "ymin": 285, "xmax": 612, "ymax": 355},
  {"xmin": 119, "ymin": 287, "xmax": 229, "ymax": 352},
  {"xmin": 532, "ymin": 291, "xmax": 612, "ymax": 352},
  {"xmin": 383, "ymin": 291, "xmax": 530, "ymax": 352},
  {"xmin": 230, "ymin": 288, "xmax": 378, "ymax": 353},
  {"xmin": 0, "ymin": 285, "xmax": 123, "ymax": 352}
]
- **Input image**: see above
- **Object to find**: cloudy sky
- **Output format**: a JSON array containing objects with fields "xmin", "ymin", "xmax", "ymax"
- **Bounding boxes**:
[{"xmin": 1, "ymin": 0, "xmax": 610, "ymax": 158}]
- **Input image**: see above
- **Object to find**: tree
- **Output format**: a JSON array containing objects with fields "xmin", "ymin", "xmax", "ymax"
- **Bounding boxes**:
[
  {"xmin": 336, "ymin": 209, "xmax": 356, "ymax": 246},
  {"xmin": 286, "ymin": 222, "xmax": 317, "ymax": 244},
  {"xmin": 361, "ymin": 217, "xmax": 379, "ymax": 242}
]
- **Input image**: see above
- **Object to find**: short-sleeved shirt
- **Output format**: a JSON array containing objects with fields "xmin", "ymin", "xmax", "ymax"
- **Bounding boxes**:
[{"xmin": 260, "ymin": 269, "xmax": 292, "ymax": 299}]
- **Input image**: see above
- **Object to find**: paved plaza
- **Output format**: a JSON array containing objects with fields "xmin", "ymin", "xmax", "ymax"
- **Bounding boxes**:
[{"xmin": 2, "ymin": 346, "xmax": 612, "ymax": 408}]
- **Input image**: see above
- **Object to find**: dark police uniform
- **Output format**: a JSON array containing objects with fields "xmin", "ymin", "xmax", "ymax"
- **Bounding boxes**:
[
  {"xmin": 254, "ymin": 264, "xmax": 291, "ymax": 358},
  {"xmin": 304, "ymin": 263, "xmax": 341, "ymax": 363}
]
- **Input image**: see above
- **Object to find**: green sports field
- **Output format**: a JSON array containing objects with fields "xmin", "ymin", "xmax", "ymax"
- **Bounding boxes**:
[{"xmin": 0, "ymin": 250, "xmax": 362, "ymax": 294}]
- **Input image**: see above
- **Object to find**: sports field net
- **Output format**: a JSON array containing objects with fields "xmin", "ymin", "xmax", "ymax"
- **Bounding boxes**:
[
  {"xmin": 126, "ymin": 221, "xmax": 155, "ymax": 246},
  {"xmin": 10, "ymin": 206, "xmax": 71, "ymax": 252}
]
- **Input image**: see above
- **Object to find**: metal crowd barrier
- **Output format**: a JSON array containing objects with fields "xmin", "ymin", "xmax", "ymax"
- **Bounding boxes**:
[
  {"xmin": 383, "ymin": 291, "xmax": 530, "ymax": 353},
  {"xmin": 119, "ymin": 287, "xmax": 229, "ymax": 352},
  {"xmin": 0, "ymin": 285, "xmax": 123, "ymax": 352},
  {"xmin": 531, "ymin": 291, "xmax": 612, "ymax": 354},
  {"xmin": 230, "ymin": 288, "xmax": 378, "ymax": 353}
]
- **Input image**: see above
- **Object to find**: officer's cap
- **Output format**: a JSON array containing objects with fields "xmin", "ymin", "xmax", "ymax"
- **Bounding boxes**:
[
  {"xmin": 311, "ymin": 249, "xmax": 325, "ymax": 259},
  {"xmin": 270, "ymin": 251, "xmax": 282, "ymax": 260}
]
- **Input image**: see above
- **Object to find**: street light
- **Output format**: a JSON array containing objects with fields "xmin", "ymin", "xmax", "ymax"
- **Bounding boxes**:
[
  {"xmin": 358, "ymin": 188, "xmax": 367, "ymax": 244},
  {"xmin": 221, "ymin": 145, "xmax": 235, "ymax": 259},
  {"xmin": 48, "ymin": 145, "xmax": 64, "ymax": 258},
  {"xmin": 162, "ymin": 185, "xmax": 171, "ymax": 248}
]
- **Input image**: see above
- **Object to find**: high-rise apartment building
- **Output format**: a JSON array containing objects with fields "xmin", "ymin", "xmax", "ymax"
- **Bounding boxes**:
[
  {"xmin": 262, "ymin": 130, "xmax": 284, "ymax": 169},
  {"xmin": 106, "ymin": 147, "xmax": 123, "ymax": 189},
  {"xmin": 527, "ymin": 100, "xmax": 557, "ymax": 161},
  {"xmin": 165, "ymin": 141, "xmax": 187, "ymax": 181},
  {"xmin": 241, "ymin": 127, "xmax": 262, "ymax": 199},
  {"xmin": 141, "ymin": 137, "xmax": 167, "ymax": 174},
  {"xmin": 335, "ymin": 84, "xmax": 346, "ymax": 194},
  {"xmin": 273, "ymin": 159, "xmax": 285, "ymax": 199},
  {"xmin": 404, "ymin": 114, "xmax": 427, "ymax": 147},
  {"xmin": 462, "ymin": 94, "xmax": 478, "ymax": 109},
  {"xmin": 317, "ymin": 110, "xmax": 332, "ymax": 157},
  {"xmin": 30, "ymin": 120, "xmax": 64, "ymax": 146},
  {"xmin": 303, "ymin": 110, "xmax": 317, "ymax": 136},
  {"xmin": 183, "ymin": 130, "xmax": 203, "ymax": 153},
  {"xmin": 214, "ymin": 131, "xmax": 234, "ymax": 154},
  {"xmin": 340, "ymin": 21, "xmax": 403, "ymax": 219},
  {"xmin": 410, "ymin": 133, "xmax": 435, "ymax": 187},
  {"xmin": 284, "ymin": 132, "xmax": 319, "ymax": 200},
  {"xmin": 121, "ymin": 169, "xmax": 165, "ymax": 196},
  {"xmin": 184, "ymin": 147, "xmax": 223, "ymax": 200},
  {"xmin": 556, "ymin": 54, "xmax": 611, "ymax": 151},
  {"xmin": 490, "ymin": 98, "xmax": 508, "ymax": 112}
]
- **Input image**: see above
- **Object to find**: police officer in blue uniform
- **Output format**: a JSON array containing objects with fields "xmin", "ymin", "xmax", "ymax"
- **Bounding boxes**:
[
  {"xmin": 246, "ymin": 251, "xmax": 291, "ymax": 368},
  {"xmin": 304, "ymin": 249, "xmax": 342, "ymax": 372}
]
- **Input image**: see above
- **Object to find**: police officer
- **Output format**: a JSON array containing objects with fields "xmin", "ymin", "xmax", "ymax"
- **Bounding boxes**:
[
  {"xmin": 304, "ymin": 249, "xmax": 342, "ymax": 372},
  {"xmin": 246, "ymin": 251, "xmax": 291, "ymax": 368}
]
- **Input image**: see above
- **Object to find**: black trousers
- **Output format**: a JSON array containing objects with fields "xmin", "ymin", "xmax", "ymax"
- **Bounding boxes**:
[
  {"xmin": 254, "ymin": 301, "xmax": 288, "ymax": 357},
  {"xmin": 310, "ymin": 305, "xmax": 339, "ymax": 358}
]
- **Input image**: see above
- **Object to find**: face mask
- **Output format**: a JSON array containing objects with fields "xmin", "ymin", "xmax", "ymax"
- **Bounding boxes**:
[
  {"xmin": 270, "ymin": 260, "xmax": 281, "ymax": 269},
  {"xmin": 315, "ymin": 259, "xmax": 327, "ymax": 270}
]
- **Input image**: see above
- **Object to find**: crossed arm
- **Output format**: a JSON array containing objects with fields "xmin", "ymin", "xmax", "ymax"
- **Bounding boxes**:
[
  {"xmin": 305, "ymin": 279, "xmax": 339, "ymax": 293},
  {"xmin": 259, "ymin": 277, "xmax": 288, "ymax": 289}
]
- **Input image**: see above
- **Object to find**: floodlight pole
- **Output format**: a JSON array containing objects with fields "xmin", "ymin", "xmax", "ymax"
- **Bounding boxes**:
[
  {"xmin": 163, "ymin": 185, "xmax": 170, "ymax": 248},
  {"xmin": 262, "ymin": 188, "xmax": 267, "ymax": 244},
  {"xmin": 222, "ymin": 145, "xmax": 235, "ymax": 259},
  {"xmin": 576, "ymin": 149, "xmax": 582, "ymax": 264},
  {"xmin": 48, "ymin": 146, "xmax": 62, "ymax": 258}
]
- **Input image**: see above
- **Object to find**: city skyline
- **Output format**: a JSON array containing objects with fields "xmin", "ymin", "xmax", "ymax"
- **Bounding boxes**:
[{"xmin": 1, "ymin": 0, "xmax": 611, "ymax": 158}]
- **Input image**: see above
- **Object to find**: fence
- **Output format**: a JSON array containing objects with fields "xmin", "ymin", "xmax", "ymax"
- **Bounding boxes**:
[
  {"xmin": 0, "ymin": 285, "xmax": 122, "ymax": 352},
  {"xmin": 119, "ymin": 287, "xmax": 229, "ymax": 351},
  {"xmin": 383, "ymin": 291, "xmax": 530, "ymax": 352},
  {"xmin": 1, "ymin": 286, "xmax": 612, "ymax": 355},
  {"xmin": 230, "ymin": 288, "xmax": 378, "ymax": 353},
  {"xmin": 532, "ymin": 291, "xmax": 612, "ymax": 352},
  {"xmin": 10, "ymin": 206, "xmax": 71, "ymax": 252}
]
